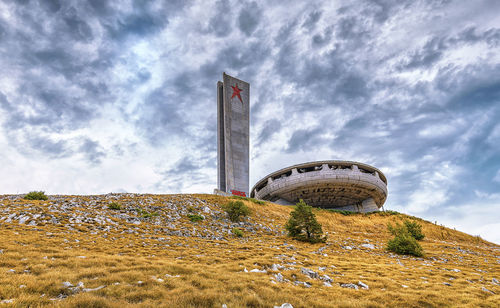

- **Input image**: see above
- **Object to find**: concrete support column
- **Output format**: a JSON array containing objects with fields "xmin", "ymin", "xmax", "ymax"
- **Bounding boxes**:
[
  {"xmin": 291, "ymin": 168, "xmax": 298, "ymax": 175},
  {"xmin": 352, "ymin": 164, "xmax": 359, "ymax": 171},
  {"xmin": 321, "ymin": 164, "xmax": 330, "ymax": 172},
  {"xmin": 267, "ymin": 177, "xmax": 274, "ymax": 185}
]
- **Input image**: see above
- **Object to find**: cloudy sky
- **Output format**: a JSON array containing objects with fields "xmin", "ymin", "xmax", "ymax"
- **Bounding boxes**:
[{"xmin": 1, "ymin": 0, "xmax": 499, "ymax": 243}]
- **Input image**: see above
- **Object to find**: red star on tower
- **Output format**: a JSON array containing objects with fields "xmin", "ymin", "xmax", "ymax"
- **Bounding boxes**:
[{"xmin": 231, "ymin": 84, "xmax": 243, "ymax": 103}]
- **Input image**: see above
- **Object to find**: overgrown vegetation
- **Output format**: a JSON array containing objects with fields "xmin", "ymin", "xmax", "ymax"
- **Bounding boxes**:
[
  {"xmin": 222, "ymin": 201, "xmax": 251, "ymax": 222},
  {"xmin": 327, "ymin": 209, "xmax": 356, "ymax": 216},
  {"xmin": 23, "ymin": 191, "xmax": 48, "ymax": 201},
  {"xmin": 107, "ymin": 202, "xmax": 121, "ymax": 210},
  {"xmin": 187, "ymin": 214, "xmax": 204, "ymax": 222},
  {"xmin": 387, "ymin": 220, "xmax": 425, "ymax": 257},
  {"xmin": 136, "ymin": 208, "xmax": 159, "ymax": 218},
  {"xmin": 285, "ymin": 199, "xmax": 326, "ymax": 243},
  {"xmin": 232, "ymin": 228, "xmax": 244, "ymax": 237},
  {"xmin": 230, "ymin": 195, "xmax": 266, "ymax": 205}
]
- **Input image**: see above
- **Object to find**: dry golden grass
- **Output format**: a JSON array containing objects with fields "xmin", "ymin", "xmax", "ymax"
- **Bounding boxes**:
[{"xmin": 0, "ymin": 194, "xmax": 498, "ymax": 307}]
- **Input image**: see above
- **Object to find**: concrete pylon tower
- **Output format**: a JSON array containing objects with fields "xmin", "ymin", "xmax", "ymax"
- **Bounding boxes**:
[{"xmin": 217, "ymin": 72, "xmax": 250, "ymax": 197}]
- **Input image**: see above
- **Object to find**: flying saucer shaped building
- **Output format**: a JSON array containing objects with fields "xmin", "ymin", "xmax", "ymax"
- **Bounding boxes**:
[{"xmin": 250, "ymin": 161, "xmax": 387, "ymax": 213}]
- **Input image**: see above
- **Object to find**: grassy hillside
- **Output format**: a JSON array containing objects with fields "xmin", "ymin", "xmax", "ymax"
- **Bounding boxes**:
[{"xmin": 0, "ymin": 194, "xmax": 498, "ymax": 307}]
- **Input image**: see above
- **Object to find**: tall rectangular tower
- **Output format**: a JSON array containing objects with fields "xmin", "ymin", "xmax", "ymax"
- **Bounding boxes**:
[{"xmin": 217, "ymin": 72, "xmax": 250, "ymax": 197}]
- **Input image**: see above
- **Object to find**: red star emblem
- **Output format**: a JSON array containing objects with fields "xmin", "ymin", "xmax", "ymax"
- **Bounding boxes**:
[{"xmin": 231, "ymin": 84, "xmax": 243, "ymax": 103}]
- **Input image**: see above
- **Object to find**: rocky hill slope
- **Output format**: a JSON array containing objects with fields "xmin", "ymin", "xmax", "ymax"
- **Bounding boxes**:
[{"xmin": 0, "ymin": 193, "xmax": 498, "ymax": 307}]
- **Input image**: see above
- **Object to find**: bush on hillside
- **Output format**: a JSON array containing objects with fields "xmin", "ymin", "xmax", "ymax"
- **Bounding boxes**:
[
  {"xmin": 232, "ymin": 228, "xmax": 244, "ymax": 237},
  {"xmin": 404, "ymin": 219, "xmax": 425, "ymax": 240},
  {"xmin": 24, "ymin": 191, "xmax": 48, "ymax": 201},
  {"xmin": 108, "ymin": 202, "xmax": 121, "ymax": 210},
  {"xmin": 386, "ymin": 220, "xmax": 425, "ymax": 257},
  {"xmin": 223, "ymin": 201, "xmax": 250, "ymax": 222},
  {"xmin": 187, "ymin": 214, "xmax": 204, "ymax": 222},
  {"xmin": 387, "ymin": 232, "xmax": 423, "ymax": 257},
  {"xmin": 285, "ymin": 199, "xmax": 326, "ymax": 243}
]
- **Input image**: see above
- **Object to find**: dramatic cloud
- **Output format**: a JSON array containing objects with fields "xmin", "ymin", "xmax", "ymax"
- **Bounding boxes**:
[{"xmin": 0, "ymin": 0, "xmax": 499, "ymax": 243}]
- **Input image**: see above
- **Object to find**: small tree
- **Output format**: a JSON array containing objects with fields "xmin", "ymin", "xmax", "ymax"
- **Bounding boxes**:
[
  {"xmin": 285, "ymin": 199, "xmax": 326, "ymax": 243},
  {"xmin": 223, "ymin": 201, "xmax": 250, "ymax": 222},
  {"xmin": 404, "ymin": 220, "xmax": 425, "ymax": 240}
]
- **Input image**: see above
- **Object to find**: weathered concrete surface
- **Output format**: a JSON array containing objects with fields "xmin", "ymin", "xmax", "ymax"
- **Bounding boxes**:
[
  {"xmin": 217, "ymin": 73, "xmax": 250, "ymax": 197},
  {"xmin": 251, "ymin": 161, "xmax": 387, "ymax": 213}
]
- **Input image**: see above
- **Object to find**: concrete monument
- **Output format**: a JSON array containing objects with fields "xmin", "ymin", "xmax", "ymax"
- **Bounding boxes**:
[
  {"xmin": 250, "ymin": 160, "xmax": 387, "ymax": 213},
  {"xmin": 217, "ymin": 73, "xmax": 250, "ymax": 197}
]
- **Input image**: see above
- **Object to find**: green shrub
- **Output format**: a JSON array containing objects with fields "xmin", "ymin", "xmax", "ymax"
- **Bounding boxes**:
[
  {"xmin": 135, "ymin": 208, "xmax": 159, "ymax": 218},
  {"xmin": 327, "ymin": 209, "xmax": 356, "ymax": 216},
  {"xmin": 187, "ymin": 214, "xmax": 204, "ymax": 222},
  {"xmin": 108, "ymin": 202, "xmax": 121, "ymax": 210},
  {"xmin": 285, "ymin": 199, "xmax": 326, "ymax": 243},
  {"xmin": 404, "ymin": 220, "xmax": 425, "ymax": 240},
  {"xmin": 232, "ymin": 228, "xmax": 244, "ymax": 237},
  {"xmin": 141, "ymin": 211, "xmax": 159, "ymax": 218},
  {"xmin": 230, "ymin": 195, "xmax": 265, "ymax": 205},
  {"xmin": 222, "ymin": 201, "xmax": 251, "ymax": 222},
  {"xmin": 24, "ymin": 191, "xmax": 48, "ymax": 201},
  {"xmin": 386, "ymin": 220, "xmax": 425, "ymax": 257},
  {"xmin": 387, "ymin": 232, "xmax": 423, "ymax": 257}
]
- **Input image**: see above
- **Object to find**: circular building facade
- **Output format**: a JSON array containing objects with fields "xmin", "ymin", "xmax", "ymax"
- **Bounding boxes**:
[{"xmin": 250, "ymin": 161, "xmax": 387, "ymax": 213}]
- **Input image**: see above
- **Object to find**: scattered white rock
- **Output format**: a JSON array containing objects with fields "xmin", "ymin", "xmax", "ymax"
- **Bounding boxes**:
[
  {"xmin": 323, "ymin": 281, "xmax": 332, "ymax": 287},
  {"xmin": 7, "ymin": 269, "xmax": 15, "ymax": 273},
  {"xmin": 340, "ymin": 283, "xmax": 359, "ymax": 290},
  {"xmin": 0, "ymin": 299, "xmax": 14, "ymax": 304},
  {"xmin": 451, "ymin": 269, "xmax": 461, "ymax": 272},
  {"xmin": 19, "ymin": 285, "xmax": 26, "ymax": 288},
  {"xmin": 492, "ymin": 278, "xmax": 499, "ymax": 285},
  {"xmin": 76, "ymin": 256, "xmax": 86, "ymax": 259},
  {"xmin": 249, "ymin": 268, "xmax": 267, "ymax": 273},
  {"xmin": 222, "ymin": 304, "xmax": 228, "ymax": 308},
  {"xmin": 357, "ymin": 281, "xmax": 369, "ymax": 290},
  {"xmin": 62, "ymin": 281, "xmax": 74, "ymax": 288},
  {"xmin": 83, "ymin": 285, "xmax": 105, "ymax": 292},
  {"xmin": 401, "ymin": 285, "xmax": 409, "ymax": 288},
  {"xmin": 293, "ymin": 280, "xmax": 310, "ymax": 287},
  {"xmin": 301, "ymin": 267, "xmax": 319, "ymax": 279},
  {"xmin": 482, "ymin": 287, "xmax": 494, "ymax": 294},
  {"xmin": 361, "ymin": 244, "xmax": 375, "ymax": 249},
  {"xmin": 443, "ymin": 282, "xmax": 452, "ymax": 286},
  {"xmin": 274, "ymin": 304, "xmax": 293, "ymax": 308},
  {"xmin": 275, "ymin": 273, "xmax": 284, "ymax": 283}
]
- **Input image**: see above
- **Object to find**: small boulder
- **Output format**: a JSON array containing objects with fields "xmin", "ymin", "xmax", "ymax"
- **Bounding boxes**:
[
  {"xmin": 357, "ymin": 281, "xmax": 369, "ymax": 290},
  {"xmin": 482, "ymin": 287, "xmax": 494, "ymax": 294},
  {"xmin": 340, "ymin": 283, "xmax": 359, "ymax": 290}
]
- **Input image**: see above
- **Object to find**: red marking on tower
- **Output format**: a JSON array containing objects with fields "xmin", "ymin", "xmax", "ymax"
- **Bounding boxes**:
[
  {"xmin": 231, "ymin": 84, "xmax": 243, "ymax": 103},
  {"xmin": 231, "ymin": 190, "xmax": 246, "ymax": 197}
]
